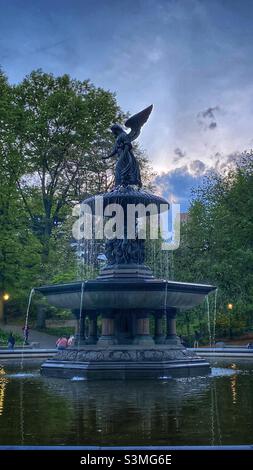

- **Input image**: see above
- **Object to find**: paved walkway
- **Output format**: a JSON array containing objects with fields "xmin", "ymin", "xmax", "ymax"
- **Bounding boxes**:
[{"xmin": 0, "ymin": 324, "xmax": 58, "ymax": 348}]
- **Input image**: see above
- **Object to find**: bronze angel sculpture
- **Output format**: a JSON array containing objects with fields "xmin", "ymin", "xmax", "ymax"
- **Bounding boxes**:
[{"xmin": 103, "ymin": 105, "xmax": 153, "ymax": 188}]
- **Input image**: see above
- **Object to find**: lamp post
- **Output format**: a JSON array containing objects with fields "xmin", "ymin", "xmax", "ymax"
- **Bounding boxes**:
[
  {"xmin": 227, "ymin": 303, "xmax": 233, "ymax": 338},
  {"xmin": 0, "ymin": 292, "xmax": 10, "ymax": 323}
]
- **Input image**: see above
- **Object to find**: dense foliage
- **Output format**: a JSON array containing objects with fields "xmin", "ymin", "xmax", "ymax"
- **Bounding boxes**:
[
  {"xmin": 0, "ymin": 69, "xmax": 152, "ymax": 321},
  {"xmin": 173, "ymin": 153, "xmax": 253, "ymax": 341},
  {"xmin": 145, "ymin": 154, "xmax": 253, "ymax": 342}
]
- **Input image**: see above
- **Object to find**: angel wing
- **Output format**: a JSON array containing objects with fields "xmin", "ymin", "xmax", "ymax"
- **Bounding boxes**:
[{"xmin": 125, "ymin": 104, "xmax": 153, "ymax": 142}]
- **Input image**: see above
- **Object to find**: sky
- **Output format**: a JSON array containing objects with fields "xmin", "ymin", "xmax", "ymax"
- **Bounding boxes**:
[{"xmin": 1, "ymin": 0, "xmax": 253, "ymax": 210}]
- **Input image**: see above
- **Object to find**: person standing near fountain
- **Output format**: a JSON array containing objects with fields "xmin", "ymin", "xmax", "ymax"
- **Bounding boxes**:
[
  {"xmin": 7, "ymin": 332, "xmax": 15, "ymax": 350},
  {"xmin": 194, "ymin": 330, "xmax": 201, "ymax": 348}
]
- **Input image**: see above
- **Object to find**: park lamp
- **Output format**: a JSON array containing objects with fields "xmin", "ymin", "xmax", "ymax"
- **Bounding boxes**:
[
  {"xmin": 2, "ymin": 293, "xmax": 10, "ymax": 301},
  {"xmin": 227, "ymin": 303, "xmax": 233, "ymax": 310}
]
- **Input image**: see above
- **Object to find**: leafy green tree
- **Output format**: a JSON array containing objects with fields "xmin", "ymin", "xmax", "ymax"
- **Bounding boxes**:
[
  {"xmin": 174, "ymin": 153, "xmax": 253, "ymax": 339},
  {"xmin": 7, "ymin": 70, "xmax": 123, "ymax": 267},
  {"xmin": 0, "ymin": 68, "xmax": 158, "ymax": 322},
  {"xmin": 0, "ymin": 70, "xmax": 41, "ymax": 320}
]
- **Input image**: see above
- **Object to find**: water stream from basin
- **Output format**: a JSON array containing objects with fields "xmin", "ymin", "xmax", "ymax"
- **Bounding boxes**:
[
  {"xmin": 170, "ymin": 251, "xmax": 174, "ymax": 280},
  {"xmin": 164, "ymin": 280, "xmax": 168, "ymax": 326},
  {"xmin": 20, "ymin": 288, "xmax": 35, "ymax": 372},
  {"xmin": 19, "ymin": 287, "xmax": 35, "ymax": 446},
  {"xmin": 206, "ymin": 295, "xmax": 212, "ymax": 347},
  {"xmin": 212, "ymin": 288, "xmax": 218, "ymax": 347},
  {"xmin": 77, "ymin": 281, "xmax": 86, "ymax": 352}
]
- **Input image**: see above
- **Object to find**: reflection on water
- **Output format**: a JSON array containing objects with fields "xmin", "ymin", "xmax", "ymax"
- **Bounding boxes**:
[
  {"xmin": 210, "ymin": 367, "xmax": 241, "ymax": 377},
  {"xmin": 0, "ymin": 360, "xmax": 253, "ymax": 446},
  {"xmin": 0, "ymin": 367, "xmax": 8, "ymax": 416},
  {"xmin": 71, "ymin": 376, "xmax": 87, "ymax": 382}
]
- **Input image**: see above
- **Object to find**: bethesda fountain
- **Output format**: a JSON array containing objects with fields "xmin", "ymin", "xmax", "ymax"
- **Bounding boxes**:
[{"xmin": 37, "ymin": 105, "xmax": 215, "ymax": 379}]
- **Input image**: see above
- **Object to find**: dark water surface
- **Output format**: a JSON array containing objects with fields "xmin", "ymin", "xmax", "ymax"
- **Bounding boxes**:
[{"xmin": 0, "ymin": 359, "xmax": 253, "ymax": 446}]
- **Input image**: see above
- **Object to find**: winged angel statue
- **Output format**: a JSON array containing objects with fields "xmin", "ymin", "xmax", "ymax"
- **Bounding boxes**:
[{"xmin": 103, "ymin": 105, "xmax": 153, "ymax": 188}]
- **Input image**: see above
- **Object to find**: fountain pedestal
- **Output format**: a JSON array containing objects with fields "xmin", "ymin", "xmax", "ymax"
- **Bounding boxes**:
[
  {"xmin": 132, "ymin": 312, "xmax": 154, "ymax": 346},
  {"xmin": 97, "ymin": 312, "xmax": 118, "ymax": 345},
  {"xmin": 165, "ymin": 308, "xmax": 181, "ymax": 346},
  {"xmin": 154, "ymin": 312, "xmax": 166, "ymax": 344},
  {"xmin": 40, "ymin": 343, "xmax": 211, "ymax": 380}
]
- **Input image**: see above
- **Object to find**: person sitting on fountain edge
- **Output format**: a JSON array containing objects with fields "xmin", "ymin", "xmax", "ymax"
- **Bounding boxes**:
[
  {"xmin": 67, "ymin": 335, "xmax": 75, "ymax": 347},
  {"xmin": 56, "ymin": 336, "xmax": 68, "ymax": 350}
]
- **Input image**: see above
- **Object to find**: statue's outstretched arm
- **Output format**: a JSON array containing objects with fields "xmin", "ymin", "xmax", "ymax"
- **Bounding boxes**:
[{"xmin": 102, "ymin": 144, "xmax": 117, "ymax": 160}]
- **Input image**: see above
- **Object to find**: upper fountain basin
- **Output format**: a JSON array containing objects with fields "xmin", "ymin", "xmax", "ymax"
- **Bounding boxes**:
[
  {"xmin": 82, "ymin": 186, "xmax": 169, "ymax": 213},
  {"xmin": 35, "ymin": 278, "xmax": 216, "ymax": 312}
]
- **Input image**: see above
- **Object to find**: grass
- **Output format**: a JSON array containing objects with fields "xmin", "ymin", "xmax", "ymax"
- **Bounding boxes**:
[{"xmin": 0, "ymin": 328, "xmax": 23, "ymax": 347}]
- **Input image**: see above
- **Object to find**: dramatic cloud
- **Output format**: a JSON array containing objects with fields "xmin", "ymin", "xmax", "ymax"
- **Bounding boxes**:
[
  {"xmin": 189, "ymin": 160, "xmax": 207, "ymax": 175},
  {"xmin": 155, "ymin": 150, "xmax": 249, "ymax": 210},
  {"xmin": 173, "ymin": 147, "xmax": 186, "ymax": 162},
  {"xmin": 214, "ymin": 151, "xmax": 242, "ymax": 172},
  {"xmin": 202, "ymin": 106, "xmax": 220, "ymax": 120},
  {"xmin": 197, "ymin": 106, "xmax": 220, "ymax": 131}
]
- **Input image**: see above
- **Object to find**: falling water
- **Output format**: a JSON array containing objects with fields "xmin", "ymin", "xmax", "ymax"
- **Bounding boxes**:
[
  {"xmin": 77, "ymin": 281, "xmax": 85, "ymax": 351},
  {"xmin": 76, "ymin": 204, "xmax": 83, "ymax": 280},
  {"xmin": 90, "ymin": 239, "xmax": 96, "ymax": 278},
  {"xmin": 18, "ymin": 287, "xmax": 35, "ymax": 447},
  {"xmin": 152, "ymin": 241, "xmax": 156, "ymax": 275},
  {"xmin": 170, "ymin": 251, "xmax": 174, "ymax": 280},
  {"xmin": 76, "ymin": 204, "xmax": 99, "ymax": 282},
  {"xmin": 160, "ymin": 246, "xmax": 163, "ymax": 278},
  {"xmin": 164, "ymin": 280, "xmax": 168, "ymax": 315},
  {"xmin": 212, "ymin": 288, "xmax": 218, "ymax": 347},
  {"xmin": 20, "ymin": 288, "xmax": 34, "ymax": 372},
  {"xmin": 206, "ymin": 295, "xmax": 212, "ymax": 347},
  {"xmin": 88, "ymin": 239, "xmax": 91, "ymax": 276},
  {"xmin": 165, "ymin": 251, "xmax": 169, "ymax": 280}
]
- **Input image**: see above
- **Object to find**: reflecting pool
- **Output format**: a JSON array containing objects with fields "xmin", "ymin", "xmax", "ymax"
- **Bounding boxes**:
[{"xmin": 0, "ymin": 359, "xmax": 253, "ymax": 446}]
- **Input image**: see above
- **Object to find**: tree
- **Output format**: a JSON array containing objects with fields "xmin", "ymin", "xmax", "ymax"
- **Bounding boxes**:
[
  {"xmin": 0, "ymin": 70, "xmax": 41, "ymax": 320},
  {"xmin": 5, "ymin": 70, "xmax": 121, "ymax": 268},
  {"xmin": 174, "ymin": 153, "xmax": 253, "ymax": 339},
  {"xmin": 0, "ymin": 69, "xmax": 156, "ymax": 322}
]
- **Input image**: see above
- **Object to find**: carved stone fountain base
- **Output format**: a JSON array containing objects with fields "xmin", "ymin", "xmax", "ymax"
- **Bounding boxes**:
[{"xmin": 40, "ymin": 345, "xmax": 210, "ymax": 380}]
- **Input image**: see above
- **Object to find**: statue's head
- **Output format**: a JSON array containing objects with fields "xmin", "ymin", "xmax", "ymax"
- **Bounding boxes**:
[{"xmin": 111, "ymin": 124, "xmax": 123, "ymax": 136}]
